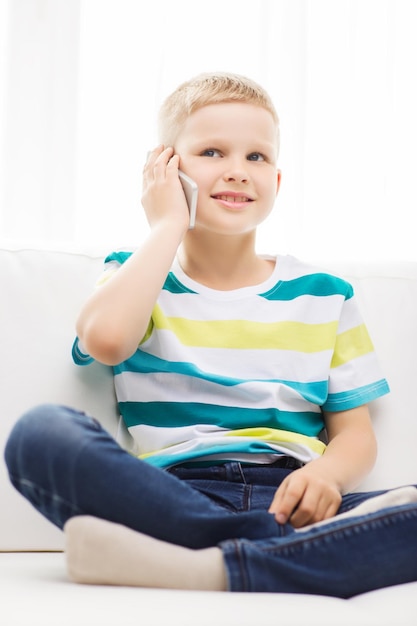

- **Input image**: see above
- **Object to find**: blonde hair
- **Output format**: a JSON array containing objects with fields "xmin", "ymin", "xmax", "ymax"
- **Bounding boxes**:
[{"xmin": 158, "ymin": 72, "xmax": 280, "ymax": 153}]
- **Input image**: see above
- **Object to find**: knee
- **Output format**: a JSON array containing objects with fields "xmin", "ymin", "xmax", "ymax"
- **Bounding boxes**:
[{"xmin": 4, "ymin": 404, "xmax": 83, "ymax": 474}]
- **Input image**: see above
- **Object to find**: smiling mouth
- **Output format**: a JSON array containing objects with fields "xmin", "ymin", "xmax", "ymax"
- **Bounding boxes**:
[{"xmin": 212, "ymin": 195, "xmax": 253, "ymax": 203}]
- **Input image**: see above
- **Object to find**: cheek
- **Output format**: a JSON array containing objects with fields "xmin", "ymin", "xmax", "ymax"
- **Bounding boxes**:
[
  {"xmin": 192, "ymin": 172, "xmax": 214, "ymax": 205},
  {"xmin": 262, "ymin": 180, "xmax": 279, "ymax": 207}
]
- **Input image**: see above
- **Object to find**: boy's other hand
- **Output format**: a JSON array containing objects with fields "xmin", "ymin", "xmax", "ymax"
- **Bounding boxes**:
[{"xmin": 268, "ymin": 463, "xmax": 342, "ymax": 528}]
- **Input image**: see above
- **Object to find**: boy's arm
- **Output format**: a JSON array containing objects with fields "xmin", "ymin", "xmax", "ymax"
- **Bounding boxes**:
[
  {"xmin": 76, "ymin": 147, "xmax": 190, "ymax": 366},
  {"xmin": 268, "ymin": 404, "xmax": 377, "ymax": 528}
]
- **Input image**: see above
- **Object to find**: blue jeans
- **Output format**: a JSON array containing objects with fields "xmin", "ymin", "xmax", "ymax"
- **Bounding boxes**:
[{"xmin": 4, "ymin": 404, "xmax": 417, "ymax": 596}]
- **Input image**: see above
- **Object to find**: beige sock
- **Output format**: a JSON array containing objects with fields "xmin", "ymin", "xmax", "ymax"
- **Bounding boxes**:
[
  {"xmin": 296, "ymin": 485, "xmax": 417, "ymax": 533},
  {"xmin": 64, "ymin": 516, "xmax": 227, "ymax": 591}
]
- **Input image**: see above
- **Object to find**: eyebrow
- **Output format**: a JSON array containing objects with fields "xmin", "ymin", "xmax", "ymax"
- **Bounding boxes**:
[{"xmin": 191, "ymin": 138, "xmax": 277, "ymax": 152}]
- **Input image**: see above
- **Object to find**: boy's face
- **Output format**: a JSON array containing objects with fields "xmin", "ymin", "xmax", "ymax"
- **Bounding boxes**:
[{"xmin": 174, "ymin": 102, "xmax": 281, "ymax": 235}]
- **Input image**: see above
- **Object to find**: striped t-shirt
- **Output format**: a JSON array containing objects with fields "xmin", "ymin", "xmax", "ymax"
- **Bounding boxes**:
[{"xmin": 73, "ymin": 252, "xmax": 390, "ymax": 469}]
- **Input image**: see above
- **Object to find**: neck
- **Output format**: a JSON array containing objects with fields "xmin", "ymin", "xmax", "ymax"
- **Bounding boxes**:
[{"xmin": 178, "ymin": 232, "xmax": 274, "ymax": 290}]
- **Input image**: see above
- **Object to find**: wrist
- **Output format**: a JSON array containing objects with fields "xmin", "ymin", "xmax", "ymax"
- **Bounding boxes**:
[{"xmin": 150, "ymin": 216, "xmax": 188, "ymax": 243}]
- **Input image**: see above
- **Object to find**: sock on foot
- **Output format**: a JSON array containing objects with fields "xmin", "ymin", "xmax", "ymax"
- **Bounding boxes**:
[{"xmin": 64, "ymin": 516, "xmax": 227, "ymax": 591}]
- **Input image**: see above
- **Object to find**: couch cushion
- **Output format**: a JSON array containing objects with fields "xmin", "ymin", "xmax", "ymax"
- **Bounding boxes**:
[
  {"xmin": 0, "ymin": 246, "xmax": 119, "ymax": 550},
  {"xmin": 2, "ymin": 552, "xmax": 417, "ymax": 626}
]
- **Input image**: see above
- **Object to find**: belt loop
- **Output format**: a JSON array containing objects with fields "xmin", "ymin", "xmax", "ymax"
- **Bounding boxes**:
[{"xmin": 224, "ymin": 462, "xmax": 247, "ymax": 483}]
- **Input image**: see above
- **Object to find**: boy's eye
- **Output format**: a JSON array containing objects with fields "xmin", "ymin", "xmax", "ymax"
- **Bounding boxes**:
[
  {"xmin": 201, "ymin": 149, "xmax": 221, "ymax": 157},
  {"xmin": 247, "ymin": 152, "xmax": 265, "ymax": 162}
]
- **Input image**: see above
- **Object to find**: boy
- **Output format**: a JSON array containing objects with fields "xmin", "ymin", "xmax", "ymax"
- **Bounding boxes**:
[{"xmin": 5, "ymin": 72, "xmax": 417, "ymax": 596}]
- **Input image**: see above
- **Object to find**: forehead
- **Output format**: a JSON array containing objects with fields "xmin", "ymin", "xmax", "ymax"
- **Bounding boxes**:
[{"xmin": 175, "ymin": 102, "xmax": 278, "ymax": 151}]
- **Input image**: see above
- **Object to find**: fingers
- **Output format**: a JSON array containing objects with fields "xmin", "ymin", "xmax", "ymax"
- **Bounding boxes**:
[
  {"xmin": 268, "ymin": 479, "xmax": 304, "ymax": 525},
  {"xmin": 143, "ymin": 145, "xmax": 163, "ymax": 177},
  {"xmin": 141, "ymin": 145, "xmax": 189, "ymax": 232},
  {"xmin": 143, "ymin": 146, "xmax": 175, "ymax": 181},
  {"xmin": 269, "ymin": 469, "xmax": 342, "ymax": 528},
  {"xmin": 288, "ymin": 489, "xmax": 340, "ymax": 528}
]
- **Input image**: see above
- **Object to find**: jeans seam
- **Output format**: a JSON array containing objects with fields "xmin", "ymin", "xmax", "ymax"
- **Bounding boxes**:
[
  {"xmin": 245, "ymin": 484, "xmax": 252, "ymax": 512},
  {"xmin": 259, "ymin": 505, "xmax": 417, "ymax": 557},
  {"xmin": 221, "ymin": 505, "xmax": 417, "ymax": 593},
  {"xmin": 9, "ymin": 474, "xmax": 85, "ymax": 518}
]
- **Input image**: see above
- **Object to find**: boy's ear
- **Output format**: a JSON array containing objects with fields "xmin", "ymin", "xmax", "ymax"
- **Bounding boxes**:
[{"xmin": 275, "ymin": 170, "xmax": 282, "ymax": 196}]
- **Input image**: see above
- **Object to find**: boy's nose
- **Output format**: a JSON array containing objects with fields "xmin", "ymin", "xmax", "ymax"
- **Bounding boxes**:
[{"xmin": 223, "ymin": 163, "xmax": 249, "ymax": 183}]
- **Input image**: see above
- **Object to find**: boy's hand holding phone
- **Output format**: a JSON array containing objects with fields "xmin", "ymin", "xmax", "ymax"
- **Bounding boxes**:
[{"xmin": 143, "ymin": 146, "xmax": 198, "ymax": 230}]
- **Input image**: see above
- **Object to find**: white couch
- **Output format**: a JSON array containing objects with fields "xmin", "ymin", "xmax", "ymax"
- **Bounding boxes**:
[{"xmin": 1, "ymin": 244, "xmax": 417, "ymax": 626}]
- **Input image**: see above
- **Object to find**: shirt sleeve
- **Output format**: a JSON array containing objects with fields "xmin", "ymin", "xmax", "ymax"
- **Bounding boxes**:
[
  {"xmin": 322, "ymin": 289, "xmax": 390, "ymax": 412},
  {"xmin": 72, "ymin": 250, "xmax": 133, "ymax": 367},
  {"xmin": 72, "ymin": 337, "xmax": 94, "ymax": 366}
]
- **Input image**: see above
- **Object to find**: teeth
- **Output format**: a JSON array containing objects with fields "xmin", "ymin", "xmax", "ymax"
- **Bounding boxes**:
[{"xmin": 218, "ymin": 195, "xmax": 249, "ymax": 202}]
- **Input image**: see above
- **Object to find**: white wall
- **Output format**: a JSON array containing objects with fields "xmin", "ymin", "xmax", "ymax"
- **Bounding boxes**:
[{"xmin": 1, "ymin": 0, "xmax": 416, "ymax": 261}]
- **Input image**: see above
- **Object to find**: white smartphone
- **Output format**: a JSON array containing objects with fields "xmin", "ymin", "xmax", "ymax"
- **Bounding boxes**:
[{"xmin": 178, "ymin": 170, "xmax": 198, "ymax": 229}]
